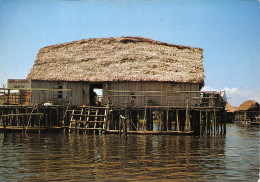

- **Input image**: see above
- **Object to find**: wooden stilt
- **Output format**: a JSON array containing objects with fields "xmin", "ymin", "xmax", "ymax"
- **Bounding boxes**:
[
  {"xmin": 185, "ymin": 109, "xmax": 190, "ymax": 132},
  {"xmin": 205, "ymin": 111, "xmax": 208, "ymax": 135},
  {"xmin": 166, "ymin": 108, "xmax": 169, "ymax": 131},
  {"xmin": 176, "ymin": 110, "xmax": 179, "ymax": 132},
  {"xmin": 213, "ymin": 109, "xmax": 216, "ymax": 136},
  {"xmin": 200, "ymin": 111, "xmax": 202, "ymax": 135},
  {"xmin": 157, "ymin": 110, "xmax": 161, "ymax": 131}
]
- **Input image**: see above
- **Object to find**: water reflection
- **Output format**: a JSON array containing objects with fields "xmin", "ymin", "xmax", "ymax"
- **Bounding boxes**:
[{"xmin": 0, "ymin": 124, "xmax": 259, "ymax": 181}]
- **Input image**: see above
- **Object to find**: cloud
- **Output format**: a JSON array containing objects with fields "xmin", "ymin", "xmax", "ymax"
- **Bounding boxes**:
[
  {"xmin": 201, "ymin": 86, "xmax": 216, "ymax": 91},
  {"xmin": 223, "ymin": 87, "xmax": 240, "ymax": 95},
  {"xmin": 223, "ymin": 87, "xmax": 244, "ymax": 107},
  {"xmin": 202, "ymin": 86, "xmax": 260, "ymax": 107},
  {"xmin": 243, "ymin": 89, "xmax": 260, "ymax": 103},
  {"xmin": 223, "ymin": 87, "xmax": 260, "ymax": 106}
]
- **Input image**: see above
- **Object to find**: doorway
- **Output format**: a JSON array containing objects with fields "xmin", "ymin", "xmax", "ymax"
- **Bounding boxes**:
[{"xmin": 90, "ymin": 83, "xmax": 103, "ymax": 106}]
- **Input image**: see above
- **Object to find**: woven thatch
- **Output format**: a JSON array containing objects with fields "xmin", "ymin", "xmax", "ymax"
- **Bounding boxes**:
[
  {"xmin": 237, "ymin": 100, "xmax": 259, "ymax": 111},
  {"xmin": 27, "ymin": 36, "xmax": 204, "ymax": 83},
  {"xmin": 225, "ymin": 102, "xmax": 237, "ymax": 112}
]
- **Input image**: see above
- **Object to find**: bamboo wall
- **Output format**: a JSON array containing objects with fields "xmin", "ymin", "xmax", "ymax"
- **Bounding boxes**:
[
  {"xmin": 31, "ymin": 81, "xmax": 201, "ymax": 107},
  {"xmin": 31, "ymin": 81, "xmax": 82, "ymax": 105},
  {"xmin": 103, "ymin": 82, "xmax": 201, "ymax": 107}
]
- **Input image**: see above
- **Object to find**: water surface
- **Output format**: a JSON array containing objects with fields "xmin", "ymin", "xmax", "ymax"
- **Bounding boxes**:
[{"xmin": 0, "ymin": 124, "xmax": 259, "ymax": 181}]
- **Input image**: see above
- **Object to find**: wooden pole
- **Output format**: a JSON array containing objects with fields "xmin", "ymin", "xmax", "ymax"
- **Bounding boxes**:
[
  {"xmin": 185, "ymin": 109, "xmax": 190, "ymax": 132},
  {"xmin": 3, "ymin": 115, "xmax": 6, "ymax": 130},
  {"xmin": 166, "ymin": 108, "xmax": 169, "ymax": 131},
  {"xmin": 188, "ymin": 110, "xmax": 191, "ymax": 132},
  {"xmin": 224, "ymin": 112, "xmax": 226, "ymax": 135},
  {"xmin": 150, "ymin": 108, "xmax": 153, "ymax": 131},
  {"xmin": 124, "ymin": 117, "xmax": 127, "ymax": 140},
  {"xmin": 185, "ymin": 95, "xmax": 191, "ymax": 132},
  {"xmin": 205, "ymin": 111, "xmax": 208, "ymax": 135},
  {"xmin": 119, "ymin": 114, "xmax": 121, "ymax": 136},
  {"xmin": 7, "ymin": 89, "xmax": 10, "ymax": 105},
  {"xmin": 143, "ymin": 107, "xmax": 146, "ymax": 131},
  {"xmin": 157, "ymin": 110, "xmax": 161, "ymax": 131},
  {"xmin": 176, "ymin": 110, "xmax": 179, "ymax": 132},
  {"xmin": 213, "ymin": 108, "xmax": 216, "ymax": 136},
  {"xmin": 200, "ymin": 111, "xmax": 202, "ymax": 135},
  {"xmin": 56, "ymin": 107, "xmax": 59, "ymax": 127}
]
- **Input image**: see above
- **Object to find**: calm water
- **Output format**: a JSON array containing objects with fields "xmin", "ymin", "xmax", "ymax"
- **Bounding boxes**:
[{"xmin": 0, "ymin": 124, "xmax": 259, "ymax": 182}]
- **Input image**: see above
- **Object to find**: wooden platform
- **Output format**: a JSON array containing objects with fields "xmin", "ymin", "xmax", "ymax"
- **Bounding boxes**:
[
  {"xmin": 247, "ymin": 121, "xmax": 260, "ymax": 125},
  {"xmin": 0, "ymin": 126, "xmax": 63, "ymax": 132},
  {"xmin": 105, "ymin": 130, "xmax": 194, "ymax": 135}
]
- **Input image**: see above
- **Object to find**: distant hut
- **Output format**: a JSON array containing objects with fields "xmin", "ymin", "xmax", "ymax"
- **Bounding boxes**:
[
  {"xmin": 27, "ymin": 36, "xmax": 204, "ymax": 106},
  {"xmin": 234, "ymin": 100, "xmax": 259, "ymax": 122},
  {"xmin": 225, "ymin": 102, "xmax": 237, "ymax": 123},
  {"xmin": 237, "ymin": 100, "xmax": 259, "ymax": 112},
  {"xmin": 225, "ymin": 102, "xmax": 237, "ymax": 113}
]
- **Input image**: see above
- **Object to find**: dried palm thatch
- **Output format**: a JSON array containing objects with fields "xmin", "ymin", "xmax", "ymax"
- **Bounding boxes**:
[
  {"xmin": 225, "ymin": 102, "xmax": 237, "ymax": 112},
  {"xmin": 27, "ymin": 36, "xmax": 204, "ymax": 83},
  {"xmin": 237, "ymin": 100, "xmax": 259, "ymax": 111}
]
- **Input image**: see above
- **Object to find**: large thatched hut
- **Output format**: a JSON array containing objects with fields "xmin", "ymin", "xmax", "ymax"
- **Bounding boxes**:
[
  {"xmin": 237, "ymin": 100, "xmax": 259, "ymax": 111},
  {"xmin": 27, "ymin": 36, "xmax": 204, "ymax": 106},
  {"xmin": 225, "ymin": 100, "xmax": 260, "ymax": 123}
]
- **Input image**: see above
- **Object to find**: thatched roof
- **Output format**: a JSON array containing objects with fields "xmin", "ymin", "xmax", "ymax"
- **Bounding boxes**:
[
  {"xmin": 27, "ymin": 36, "xmax": 204, "ymax": 83},
  {"xmin": 225, "ymin": 102, "xmax": 237, "ymax": 112},
  {"xmin": 237, "ymin": 100, "xmax": 259, "ymax": 111}
]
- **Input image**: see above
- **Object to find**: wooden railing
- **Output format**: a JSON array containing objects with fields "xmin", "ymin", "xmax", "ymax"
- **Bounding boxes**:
[{"xmin": 108, "ymin": 90, "xmax": 225, "ymax": 109}]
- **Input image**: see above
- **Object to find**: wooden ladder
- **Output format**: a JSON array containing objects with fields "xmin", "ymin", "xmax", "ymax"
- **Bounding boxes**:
[
  {"xmin": 85, "ymin": 107, "xmax": 107, "ymax": 131},
  {"xmin": 69, "ymin": 107, "xmax": 85, "ymax": 130}
]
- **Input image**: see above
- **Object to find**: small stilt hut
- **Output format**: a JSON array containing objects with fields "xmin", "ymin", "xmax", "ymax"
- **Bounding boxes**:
[{"xmin": 233, "ymin": 100, "xmax": 260, "ymax": 123}]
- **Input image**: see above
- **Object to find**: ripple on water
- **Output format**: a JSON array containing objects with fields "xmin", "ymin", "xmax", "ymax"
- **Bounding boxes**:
[{"xmin": 0, "ymin": 124, "xmax": 259, "ymax": 181}]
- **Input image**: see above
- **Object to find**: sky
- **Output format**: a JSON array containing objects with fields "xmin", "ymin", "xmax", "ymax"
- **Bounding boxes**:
[{"xmin": 0, "ymin": 0, "xmax": 259, "ymax": 107}]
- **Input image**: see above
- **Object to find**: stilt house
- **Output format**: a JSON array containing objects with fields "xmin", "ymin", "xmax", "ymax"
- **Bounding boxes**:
[{"xmin": 27, "ymin": 37, "xmax": 205, "ymax": 107}]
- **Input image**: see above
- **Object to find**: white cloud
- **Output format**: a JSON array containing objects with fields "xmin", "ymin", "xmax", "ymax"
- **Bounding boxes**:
[
  {"xmin": 223, "ymin": 87, "xmax": 244, "ymax": 107},
  {"xmin": 223, "ymin": 87, "xmax": 240, "ymax": 95},
  {"xmin": 224, "ymin": 87, "xmax": 260, "ymax": 106},
  {"xmin": 244, "ymin": 89, "xmax": 260, "ymax": 103},
  {"xmin": 201, "ymin": 86, "xmax": 260, "ymax": 107},
  {"xmin": 201, "ymin": 86, "xmax": 216, "ymax": 91}
]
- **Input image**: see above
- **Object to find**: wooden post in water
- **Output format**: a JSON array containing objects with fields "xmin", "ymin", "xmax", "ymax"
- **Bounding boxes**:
[
  {"xmin": 123, "ymin": 117, "xmax": 127, "ymax": 140},
  {"xmin": 146, "ymin": 108, "xmax": 152, "ymax": 131},
  {"xmin": 224, "ymin": 111, "xmax": 226, "ymax": 135},
  {"xmin": 213, "ymin": 108, "xmax": 216, "ymax": 136},
  {"xmin": 209, "ymin": 111, "xmax": 212, "ymax": 136},
  {"xmin": 205, "ymin": 111, "xmax": 208, "ymax": 135},
  {"xmin": 168, "ymin": 109, "xmax": 172, "ymax": 131},
  {"xmin": 22, "ymin": 114, "xmax": 25, "ymax": 132},
  {"xmin": 185, "ymin": 95, "xmax": 191, "ymax": 132},
  {"xmin": 216, "ymin": 110, "xmax": 219, "ymax": 135},
  {"xmin": 7, "ymin": 89, "xmax": 10, "ymax": 105},
  {"xmin": 157, "ymin": 110, "xmax": 161, "ymax": 131},
  {"xmin": 176, "ymin": 110, "xmax": 180, "ymax": 132},
  {"xmin": 56, "ymin": 107, "xmax": 59, "ymax": 127},
  {"xmin": 161, "ymin": 110, "xmax": 166, "ymax": 131},
  {"xmin": 200, "ymin": 110, "xmax": 202, "ymax": 135},
  {"xmin": 110, "ymin": 110, "xmax": 114, "ymax": 130},
  {"xmin": 146, "ymin": 108, "xmax": 150, "ymax": 131},
  {"xmin": 38, "ymin": 114, "xmax": 42, "ymax": 133},
  {"xmin": 166, "ymin": 108, "xmax": 169, "ymax": 131},
  {"xmin": 118, "ymin": 114, "xmax": 121, "ymax": 136},
  {"xmin": 185, "ymin": 108, "xmax": 190, "ymax": 132},
  {"xmin": 3, "ymin": 115, "xmax": 6, "ymax": 130}
]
